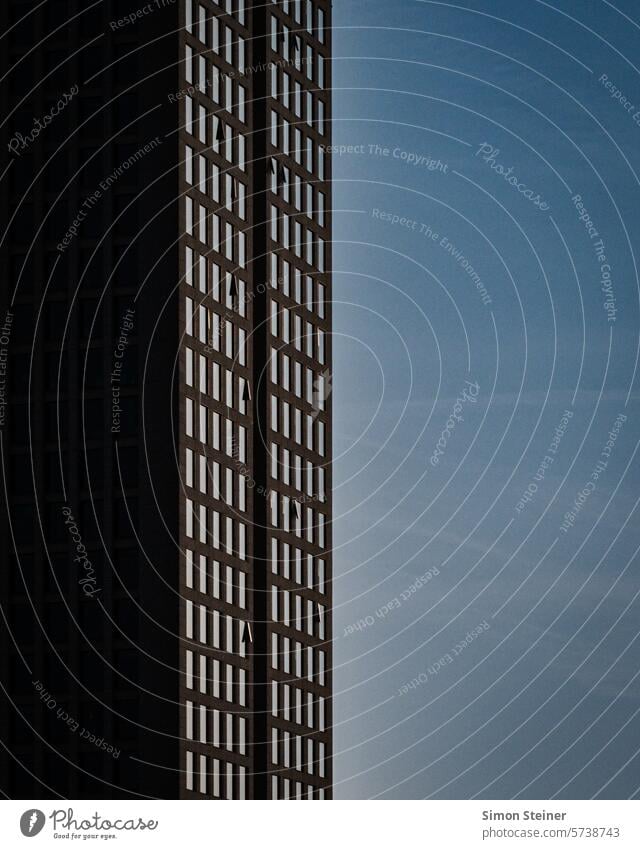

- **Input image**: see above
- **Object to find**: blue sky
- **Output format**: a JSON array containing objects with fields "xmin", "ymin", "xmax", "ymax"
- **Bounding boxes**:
[{"xmin": 330, "ymin": 0, "xmax": 640, "ymax": 799}]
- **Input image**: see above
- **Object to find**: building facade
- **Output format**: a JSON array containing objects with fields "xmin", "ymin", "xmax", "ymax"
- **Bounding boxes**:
[
  {"xmin": 0, "ymin": 0, "xmax": 331, "ymax": 800},
  {"xmin": 178, "ymin": 0, "xmax": 332, "ymax": 800}
]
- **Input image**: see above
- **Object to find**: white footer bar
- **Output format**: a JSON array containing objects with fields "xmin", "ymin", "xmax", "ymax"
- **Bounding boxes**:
[{"xmin": 1, "ymin": 800, "xmax": 638, "ymax": 848}]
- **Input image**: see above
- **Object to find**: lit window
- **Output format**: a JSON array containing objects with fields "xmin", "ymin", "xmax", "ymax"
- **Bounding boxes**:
[
  {"xmin": 186, "ymin": 650, "xmax": 194, "ymax": 689},
  {"xmin": 186, "ymin": 751, "xmax": 194, "ymax": 791},
  {"xmin": 198, "ymin": 4, "xmax": 207, "ymax": 44}
]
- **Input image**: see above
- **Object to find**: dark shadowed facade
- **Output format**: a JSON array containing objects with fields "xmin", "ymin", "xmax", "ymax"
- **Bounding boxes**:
[{"xmin": 0, "ymin": 0, "xmax": 332, "ymax": 800}]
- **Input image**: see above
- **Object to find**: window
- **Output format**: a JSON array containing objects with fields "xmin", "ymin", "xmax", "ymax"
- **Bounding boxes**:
[
  {"xmin": 186, "ymin": 751, "xmax": 194, "ymax": 791},
  {"xmin": 199, "ymin": 405, "xmax": 207, "ymax": 444},
  {"xmin": 185, "ymin": 145, "xmax": 194, "ymax": 185},
  {"xmin": 199, "ymin": 603, "xmax": 207, "ymax": 642},
  {"xmin": 213, "ymin": 759, "xmax": 221, "ymax": 798},
  {"xmin": 185, "ymin": 347, "xmax": 194, "ymax": 387},
  {"xmin": 185, "ymin": 500, "xmax": 194, "ymax": 539},
  {"xmin": 238, "ymin": 37, "xmax": 246, "ymax": 72},
  {"xmin": 185, "ymin": 600, "xmax": 194, "ymax": 641},
  {"xmin": 198, "ymin": 4, "xmax": 207, "ymax": 44},
  {"xmin": 186, "ymin": 398, "xmax": 194, "ymax": 437},
  {"xmin": 186, "ymin": 95, "xmax": 194, "ymax": 136},
  {"xmin": 186, "ymin": 650, "xmax": 194, "ymax": 689}
]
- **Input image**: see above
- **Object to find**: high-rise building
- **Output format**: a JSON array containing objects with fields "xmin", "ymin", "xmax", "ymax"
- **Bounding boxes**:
[{"xmin": 0, "ymin": 0, "xmax": 332, "ymax": 800}]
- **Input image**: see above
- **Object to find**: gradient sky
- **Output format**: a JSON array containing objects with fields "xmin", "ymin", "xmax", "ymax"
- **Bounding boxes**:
[{"xmin": 329, "ymin": 0, "xmax": 640, "ymax": 799}]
